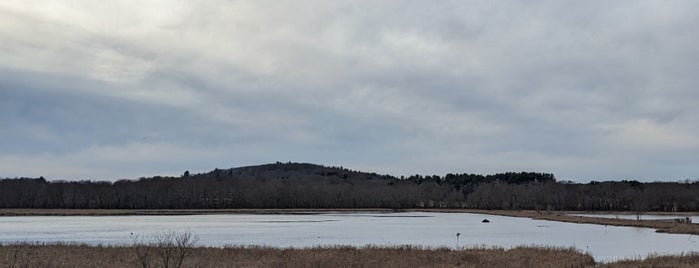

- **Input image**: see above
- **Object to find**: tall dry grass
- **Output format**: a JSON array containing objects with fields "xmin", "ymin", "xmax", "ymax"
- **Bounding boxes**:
[
  {"xmin": 3, "ymin": 242, "xmax": 698, "ymax": 267},
  {"xmin": 0, "ymin": 243, "xmax": 596, "ymax": 268},
  {"xmin": 599, "ymin": 253, "xmax": 699, "ymax": 268}
]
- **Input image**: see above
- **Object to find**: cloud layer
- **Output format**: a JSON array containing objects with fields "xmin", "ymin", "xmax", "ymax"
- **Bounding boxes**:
[{"xmin": 2, "ymin": 1, "xmax": 699, "ymax": 181}]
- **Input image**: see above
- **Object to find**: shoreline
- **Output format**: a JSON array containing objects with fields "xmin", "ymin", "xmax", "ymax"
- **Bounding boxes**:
[
  {"xmin": 2, "ymin": 208, "xmax": 699, "ymax": 235},
  {"xmin": 455, "ymin": 209, "xmax": 699, "ymax": 235},
  {"xmin": 0, "ymin": 208, "xmax": 399, "ymax": 216}
]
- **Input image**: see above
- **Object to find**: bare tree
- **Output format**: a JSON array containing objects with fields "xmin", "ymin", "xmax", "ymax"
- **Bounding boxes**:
[
  {"xmin": 173, "ymin": 231, "xmax": 198, "ymax": 268},
  {"xmin": 132, "ymin": 230, "xmax": 198, "ymax": 268}
]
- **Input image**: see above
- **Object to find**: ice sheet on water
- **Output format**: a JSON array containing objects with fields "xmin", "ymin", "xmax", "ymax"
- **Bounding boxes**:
[{"xmin": 0, "ymin": 212, "xmax": 697, "ymax": 262}]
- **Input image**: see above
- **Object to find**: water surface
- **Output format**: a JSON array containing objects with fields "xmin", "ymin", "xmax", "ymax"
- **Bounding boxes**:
[{"xmin": 1, "ymin": 212, "xmax": 697, "ymax": 262}]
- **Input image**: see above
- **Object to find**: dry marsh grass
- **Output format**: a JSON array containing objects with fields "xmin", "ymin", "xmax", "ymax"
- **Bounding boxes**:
[
  {"xmin": 3, "ymin": 242, "xmax": 698, "ymax": 267},
  {"xmin": 598, "ymin": 253, "xmax": 699, "ymax": 268},
  {"xmin": 0, "ymin": 243, "xmax": 596, "ymax": 268},
  {"xmin": 0, "ymin": 208, "xmax": 394, "ymax": 217}
]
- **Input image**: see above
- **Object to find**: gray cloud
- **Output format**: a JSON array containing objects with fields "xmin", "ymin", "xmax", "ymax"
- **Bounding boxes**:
[{"xmin": 1, "ymin": 1, "xmax": 699, "ymax": 181}]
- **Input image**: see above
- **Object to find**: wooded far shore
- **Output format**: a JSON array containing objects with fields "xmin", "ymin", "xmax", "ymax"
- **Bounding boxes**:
[{"xmin": 2, "ymin": 162, "xmax": 698, "ymax": 213}]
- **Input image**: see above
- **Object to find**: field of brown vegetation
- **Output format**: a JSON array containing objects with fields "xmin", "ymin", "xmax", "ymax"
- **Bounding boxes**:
[
  {"xmin": 3, "ymin": 242, "xmax": 699, "ymax": 268},
  {"xmin": 1, "ymin": 243, "xmax": 596, "ymax": 268},
  {"xmin": 598, "ymin": 253, "xmax": 699, "ymax": 268},
  {"xmin": 0, "ymin": 208, "xmax": 372, "ymax": 216}
]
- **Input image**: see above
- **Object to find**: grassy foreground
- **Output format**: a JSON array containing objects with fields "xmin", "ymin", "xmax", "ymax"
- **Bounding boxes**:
[
  {"xmin": 2, "ymin": 243, "xmax": 594, "ymax": 268},
  {"xmin": 2, "ymin": 243, "xmax": 699, "ymax": 268}
]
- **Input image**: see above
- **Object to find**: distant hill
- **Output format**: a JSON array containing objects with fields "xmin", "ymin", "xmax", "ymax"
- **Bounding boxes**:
[
  {"xmin": 193, "ymin": 162, "xmax": 395, "ymax": 181},
  {"xmin": 188, "ymin": 162, "xmax": 554, "ymax": 186},
  {"xmin": 1, "ymin": 162, "xmax": 697, "ymax": 211}
]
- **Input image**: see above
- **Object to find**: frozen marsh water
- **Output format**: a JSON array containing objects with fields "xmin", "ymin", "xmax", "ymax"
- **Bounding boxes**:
[{"xmin": 1, "ymin": 212, "xmax": 698, "ymax": 262}]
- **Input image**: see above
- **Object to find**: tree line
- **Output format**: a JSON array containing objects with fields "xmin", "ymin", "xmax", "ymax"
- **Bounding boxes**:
[{"xmin": 1, "ymin": 162, "xmax": 698, "ymax": 211}]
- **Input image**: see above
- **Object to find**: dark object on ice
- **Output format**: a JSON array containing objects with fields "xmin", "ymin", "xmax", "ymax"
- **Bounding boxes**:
[{"xmin": 482, "ymin": 219, "xmax": 490, "ymax": 223}]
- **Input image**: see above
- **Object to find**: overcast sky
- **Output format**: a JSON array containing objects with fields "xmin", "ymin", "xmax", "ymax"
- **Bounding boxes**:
[{"xmin": 2, "ymin": 1, "xmax": 699, "ymax": 181}]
